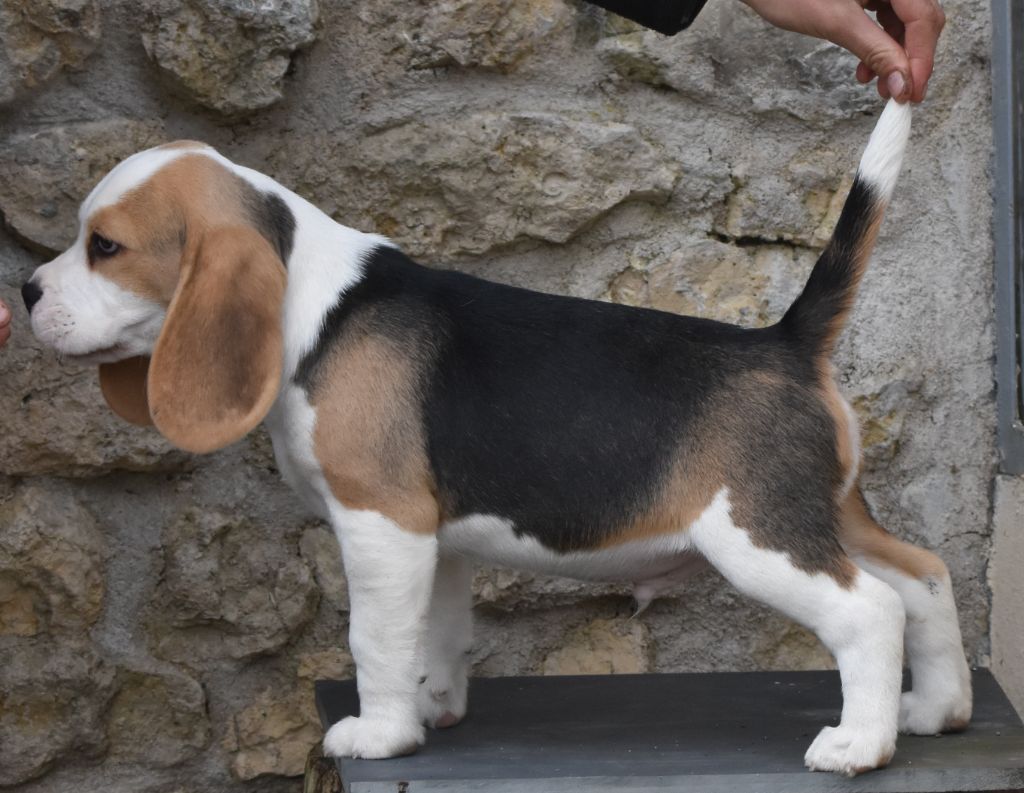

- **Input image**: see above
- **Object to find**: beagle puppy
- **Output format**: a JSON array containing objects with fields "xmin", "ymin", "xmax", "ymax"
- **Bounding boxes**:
[{"xmin": 23, "ymin": 100, "xmax": 971, "ymax": 777}]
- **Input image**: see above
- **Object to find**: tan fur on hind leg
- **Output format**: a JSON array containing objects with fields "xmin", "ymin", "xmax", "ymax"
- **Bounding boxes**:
[{"xmin": 841, "ymin": 488, "xmax": 972, "ymax": 735}]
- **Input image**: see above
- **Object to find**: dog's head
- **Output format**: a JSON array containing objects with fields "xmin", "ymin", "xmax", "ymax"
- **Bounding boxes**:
[{"xmin": 22, "ymin": 143, "xmax": 289, "ymax": 453}]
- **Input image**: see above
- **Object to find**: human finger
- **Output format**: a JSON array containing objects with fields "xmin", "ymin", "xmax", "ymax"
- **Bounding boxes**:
[
  {"xmin": 826, "ymin": 5, "xmax": 912, "ymax": 101},
  {"xmin": 891, "ymin": 0, "xmax": 945, "ymax": 101}
]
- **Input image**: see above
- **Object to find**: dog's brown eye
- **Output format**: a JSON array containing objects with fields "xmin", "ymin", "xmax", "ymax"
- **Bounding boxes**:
[{"xmin": 90, "ymin": 232, "xmax": 121, "ymax": 258}]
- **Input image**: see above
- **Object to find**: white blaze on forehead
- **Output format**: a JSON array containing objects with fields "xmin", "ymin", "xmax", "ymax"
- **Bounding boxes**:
[{"xmin": 78, "ymin": 147, "xmax": 203, "ymax": 225}]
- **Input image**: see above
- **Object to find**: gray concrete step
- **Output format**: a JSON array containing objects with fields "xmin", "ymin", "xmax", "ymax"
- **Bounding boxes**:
[{"xmin": 314, "ymin": 669, "xmax": 1024, "ymax": 792}]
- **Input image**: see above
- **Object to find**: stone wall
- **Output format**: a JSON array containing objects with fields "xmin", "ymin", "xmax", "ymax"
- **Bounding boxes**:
[{"xmin": 0, "ymin": 1, "xmax": 998, "ymax": 790}]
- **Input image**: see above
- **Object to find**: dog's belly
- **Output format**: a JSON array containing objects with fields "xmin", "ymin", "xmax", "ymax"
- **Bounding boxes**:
[{"xmin": 438, "ymin": 512, "xmax": 699, "ymax": 584}]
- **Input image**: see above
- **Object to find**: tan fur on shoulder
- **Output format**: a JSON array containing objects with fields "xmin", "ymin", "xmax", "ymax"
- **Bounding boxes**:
[{"xmin": 310, "ymin": 327, "xmax": 439, "ymax": 535}]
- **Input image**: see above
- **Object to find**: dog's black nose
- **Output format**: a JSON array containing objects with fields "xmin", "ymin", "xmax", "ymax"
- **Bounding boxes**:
[{"xmin": 21, "ymin": 280, "xmax": 43, "ymax": 314}]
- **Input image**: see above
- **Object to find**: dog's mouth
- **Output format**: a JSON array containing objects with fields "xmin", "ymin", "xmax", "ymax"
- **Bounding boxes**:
[{"xmin": 62, "ymin": 343, "xmax": 132, "ymax": 366}]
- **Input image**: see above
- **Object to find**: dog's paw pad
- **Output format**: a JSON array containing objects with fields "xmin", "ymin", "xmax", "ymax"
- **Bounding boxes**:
[
  {"xmin": 435, "ymin": 710, "xmax": 461, "ymax": 728},
  {"xmin": 418, "ymin": 672, "xmax": 468, "ymax": 729},
  {"xmin": 323, "ymin": 716, "xmax": 424, "ymax": 759},
  {"xmin": 804, "ymin": 725, "xmax": 894, "ymax": 777}
]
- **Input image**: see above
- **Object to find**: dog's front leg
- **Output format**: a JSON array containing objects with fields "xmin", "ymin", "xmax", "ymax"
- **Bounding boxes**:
[{"xmin": 323, "ymin": 509, "xmax": 438, "ymax": 759}]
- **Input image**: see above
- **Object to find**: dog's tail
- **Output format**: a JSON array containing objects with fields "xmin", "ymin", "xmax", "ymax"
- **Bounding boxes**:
[{"xmin": 780, "ymin": 99, "xmax": 911, "ymax": 356}]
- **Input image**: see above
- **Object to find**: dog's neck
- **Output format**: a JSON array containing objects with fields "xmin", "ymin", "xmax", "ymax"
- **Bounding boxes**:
[{"xmin": 226, "ymin": 160, "xmax": 391, "ymax": 384}]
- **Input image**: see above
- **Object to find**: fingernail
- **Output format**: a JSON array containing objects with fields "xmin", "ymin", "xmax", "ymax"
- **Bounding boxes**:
[
  {"xmin": 0, "ymin": 304, "xmax": 9, "ymax": 324},
  {"xmin": 887, "ymin": 71, "xmax": 907, "ymax": 99}
]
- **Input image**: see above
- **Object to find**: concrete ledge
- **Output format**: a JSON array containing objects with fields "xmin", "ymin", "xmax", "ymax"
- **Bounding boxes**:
[{"xmin": 315, "ymin": 670, "xmax": 1024, "ymax": 793}]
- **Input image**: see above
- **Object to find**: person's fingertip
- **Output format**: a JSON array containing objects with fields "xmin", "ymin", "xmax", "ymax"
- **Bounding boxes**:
[
  {"xmin": 887, "ymin": 70, "xmax": 908, "ymax": 100},
  {"xmin": 0, "ymin": 303, "xmax": 10, "ymax": 326}
]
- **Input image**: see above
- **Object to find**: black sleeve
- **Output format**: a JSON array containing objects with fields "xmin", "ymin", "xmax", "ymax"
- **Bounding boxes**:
[{"xmin": 584, "ymin": 0, "xmax": 708, "ymax": 35}]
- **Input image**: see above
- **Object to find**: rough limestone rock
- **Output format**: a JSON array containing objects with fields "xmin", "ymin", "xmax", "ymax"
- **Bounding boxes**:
[
  {"xmin": 299, "ymin": 524, "xmax": 348, "ymax": 612},
  {"xmin": 0, "ymin": 340, "xmax": 187, "ymax": 476},
  {"xmin": 225, "ymin": 649, "xmax": 353, "ymax": 779},
  {"xmin": 752, "ymin": 623, "xmax": 836, "ymax": 670},
  {"xmin": 542, "ymin": 617, "xmax": 650, "ymax": 675},
  {"xmin": 0, "ymin": 637, "xmax": 116, "ymax": 785},
  {"xmin": 398, "ymin": 0, "xmax": 574, "ymax": 71},
  {"xmin": 609, "ymin": 236, "xmax": 818, "ymax": 328},
  {"xmin": 0, "ymin": 482, "xmax": 104, "ymax": 637},
  {"xmin": 0, "ymin": 119, "xmax": 165, "ymax": 254},
  {"xmin": 850, "ymin": 380, "xmax": 919, "ymax": 464},
  {"xmin": 107, "ymin": 670, "xmax": 210, "ymax": 766},
  {"xmin": 473, "ymin": 567, "xmax": 629, "ymax": 612},
  {"xmin": 289, "ymin": 113, "xmax": 677, "ymax": 259},
  {"xmin": 141, "ymin": 0, "xmax": 319, "ymax": 115},
  {"xmin": 0, "ymin": 0, "xmax": 100, "ymax": 105},
  {"xmin": 597, "ymin": 4, "xmax": 877, "ymax": 123},
  {"xmin": 713, "ymin": 170, "xmax": 852, "ymax": 249},
  {"xmin": 148, "ymin": 510, "xmax": 319, "ymax": 666},
  {"xmin": 297, "ymin": 647, "xmax": 355, "ymax": 683},
  {"xmin": 225, "ymin": 685, "xmax": 320, "ymax": 780}
]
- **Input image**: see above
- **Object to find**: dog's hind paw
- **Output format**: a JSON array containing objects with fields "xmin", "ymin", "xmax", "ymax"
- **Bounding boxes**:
[
  {"xmin": 418, "ymin": 668, "xmax": 468, "ymax": 729},
  {"xmin": 899, "ymin": 690, "xmax": 971, "ymax": 735}
]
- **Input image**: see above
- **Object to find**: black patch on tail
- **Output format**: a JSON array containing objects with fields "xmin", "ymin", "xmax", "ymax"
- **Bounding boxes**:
[{"xmin": 780, "ymin": 178, "xmax": 881, "ymax": 354}]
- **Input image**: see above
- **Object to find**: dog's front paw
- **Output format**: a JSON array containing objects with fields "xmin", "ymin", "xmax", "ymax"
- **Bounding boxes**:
[
  {"xmin": 899, "ymin": 690, "xmax": 971, "ymax": 735},
  {"xmin": 418, "ymin": 668, "xmax": 468, "ymax": 728},
  {"xmin": 804, "ymin": 725, "xmax": 895, "ymax": 777},
  {"xmin": 323, "ymin": 716, "xmax": 425, "ymax": 759}
]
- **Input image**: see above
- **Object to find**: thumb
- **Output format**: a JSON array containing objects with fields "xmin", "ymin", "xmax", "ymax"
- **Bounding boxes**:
[{"xmin": 828, "ymin": 8, "xmax": 912, "ymax": 101}]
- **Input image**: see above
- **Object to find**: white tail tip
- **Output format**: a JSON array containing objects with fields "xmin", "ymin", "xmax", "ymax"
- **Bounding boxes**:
[{"xmin": 856, "ymin": 99, "xmax": 912, "ymax": 201}]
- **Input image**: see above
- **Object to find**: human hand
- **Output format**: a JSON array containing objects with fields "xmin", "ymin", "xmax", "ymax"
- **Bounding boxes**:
[
  {"xmin": 0, "ymin": 299, "xmax": 10, "ymax": 348},
  {"xmin": 740, "ymin": 0, "xmax": 945, "ymax": 103}
]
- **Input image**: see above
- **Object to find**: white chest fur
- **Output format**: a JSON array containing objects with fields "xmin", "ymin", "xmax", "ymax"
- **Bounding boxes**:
[{"xmin": 265, "ymin": 386, "xmax": 332, "ymax": 521}]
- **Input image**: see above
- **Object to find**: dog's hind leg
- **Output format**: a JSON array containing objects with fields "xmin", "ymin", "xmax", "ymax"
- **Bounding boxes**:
[
  {"xmin": 689, "ymin": 489, "xmax": 905, "ymax": 777},
  {"xmin": 841, "ymin": 487, "xmax": 972, "ymax": 735},
  {"xmin": 322, "ymin": 509, "xmax": 438, "ymax": 760},
  {"xmin": 418, "ymin": 553, "xmax": 474, "ymax": 729}
]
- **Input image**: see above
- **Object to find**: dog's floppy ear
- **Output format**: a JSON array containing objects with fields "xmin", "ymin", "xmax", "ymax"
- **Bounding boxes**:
[
  {"xmin": 99, "ymin": 356, "xmax": 154, "ymax": 426},
  {"xmin": 145, "ymin": 225, "xmax": 286, "ymax": 453}
]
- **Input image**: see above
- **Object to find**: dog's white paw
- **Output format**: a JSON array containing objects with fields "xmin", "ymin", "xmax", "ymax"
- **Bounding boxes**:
[
  {"xmin": 899, "ymin": 690, "xmax": 971, "ymax": 735},
  {"xmin": 418, "ymin": 669, "xmax": 468, "ymax": 729},
  {"xmin": 804, "ymin": 725, "xmax": 895, "ymax": 777},
  {"xmin": 322, "ymin": 716, "xmax": 425, "ymax": 759}
]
